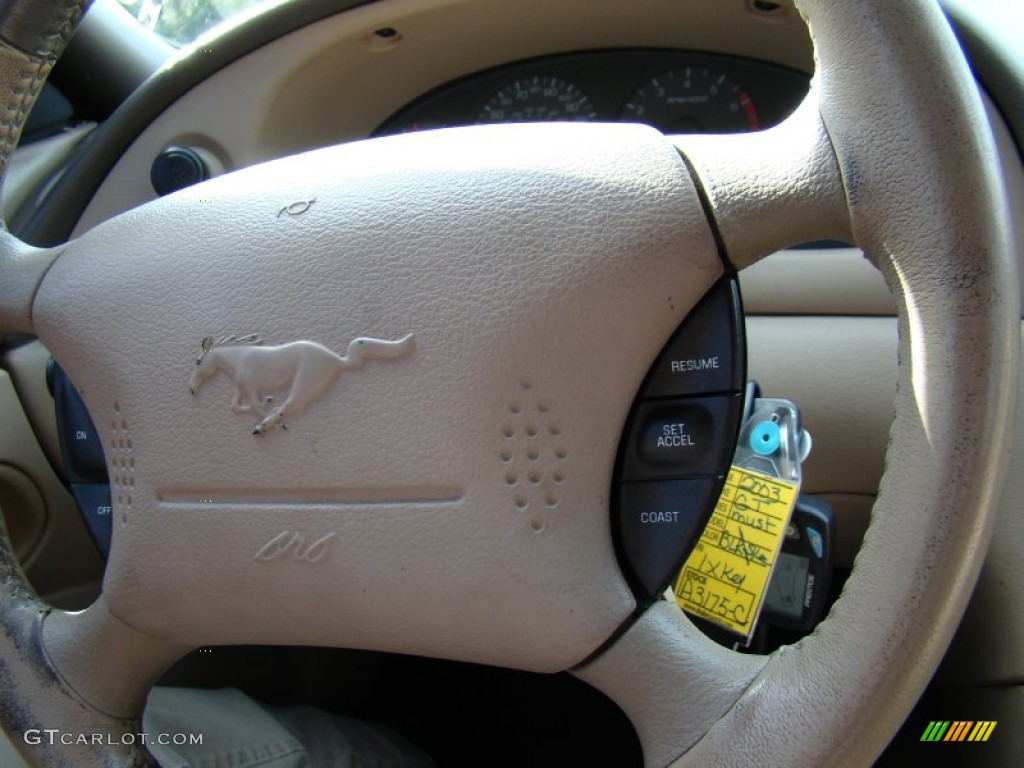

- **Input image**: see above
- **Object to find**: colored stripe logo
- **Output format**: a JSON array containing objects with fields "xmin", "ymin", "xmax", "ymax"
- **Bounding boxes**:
[{"xmin": 920, "ymin": 721, "xmax": 997, "ymax": 742}]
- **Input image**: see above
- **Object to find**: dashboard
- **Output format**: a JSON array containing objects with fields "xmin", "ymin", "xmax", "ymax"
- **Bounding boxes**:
[{"xmin": 373, "ymin": 50, "xmax": 808, "ymax": 136}]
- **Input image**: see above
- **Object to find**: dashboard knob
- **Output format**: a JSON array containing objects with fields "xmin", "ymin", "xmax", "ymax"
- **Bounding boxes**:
[{"xmin": 150, "ymin": 145, "xmax": 209, "ymax": 196}]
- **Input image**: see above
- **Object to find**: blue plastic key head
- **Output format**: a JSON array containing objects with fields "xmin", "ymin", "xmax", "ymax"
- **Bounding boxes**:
[{"xmin": 750, "ymin": 420, "xmax": 782, "ymax": 456}]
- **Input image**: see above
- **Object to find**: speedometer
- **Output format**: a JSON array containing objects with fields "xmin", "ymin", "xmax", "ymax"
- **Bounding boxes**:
[
  {"xmin": 477, "ymin": 76, "xmax": 597, "ymax": 123},
  {"xmin": 622, "ymin": 67, "xmax": 759, "ymax": 133}
]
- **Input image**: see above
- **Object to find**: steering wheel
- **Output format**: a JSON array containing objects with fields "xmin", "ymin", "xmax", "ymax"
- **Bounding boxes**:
[{"xmin": 0, "ymin": 0, "xmax": 1017, "ymax": 765}]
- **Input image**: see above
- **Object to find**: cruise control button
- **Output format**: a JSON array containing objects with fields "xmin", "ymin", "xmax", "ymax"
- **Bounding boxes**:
[
  {"xmin": 618, "ymin": 479, "xmax": 721, "ymax": 598},
  {"xmin": 52, "ymin": 363, "xmax": 108, "ymax": 483},
  {"xmin": 643, "ymin": 279, "xmax": 743, "ymax": 398},
  {"xmin": 622, "ymin": 395, "xmax": 740, "ymax": 481},
  {"xmin": 71, "ymin": 483, "xmax": 112, "ymax": 559}
]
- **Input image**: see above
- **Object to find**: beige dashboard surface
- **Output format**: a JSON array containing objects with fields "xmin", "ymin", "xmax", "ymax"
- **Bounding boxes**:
[{"xmin": 72, "ymin": 0, "xmax": 815, "ymax": 235}]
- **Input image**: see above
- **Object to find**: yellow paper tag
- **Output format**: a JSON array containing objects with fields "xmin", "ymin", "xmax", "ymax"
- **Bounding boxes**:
[{"xmin": 673, "ymin": 465, "xmax": 798, "ymax": 638}]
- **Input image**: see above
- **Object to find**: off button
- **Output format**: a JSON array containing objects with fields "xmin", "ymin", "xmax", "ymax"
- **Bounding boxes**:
[{"xmin": 622, "ymin": 395, "xmax": 740, "ymax": 481}]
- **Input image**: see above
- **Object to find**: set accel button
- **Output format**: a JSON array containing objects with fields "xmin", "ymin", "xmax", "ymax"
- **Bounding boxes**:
[{"xmin": 622, "ymin": 396, "xmax": 740, "ymax": 481}]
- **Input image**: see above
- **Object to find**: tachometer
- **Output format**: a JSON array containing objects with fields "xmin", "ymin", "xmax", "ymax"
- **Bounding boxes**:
[
  {"xmin": 622, "ymin": 67, "xmax": 759, "ymax": 133},
  {"xmin": 477, "ymin": 76, "xmax": 596, "ymax": 123}
]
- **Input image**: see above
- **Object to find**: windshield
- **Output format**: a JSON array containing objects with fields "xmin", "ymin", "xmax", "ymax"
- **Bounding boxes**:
[{"xmin": 115, "ymin": 0, "xmax": 278, "ymax": 45}]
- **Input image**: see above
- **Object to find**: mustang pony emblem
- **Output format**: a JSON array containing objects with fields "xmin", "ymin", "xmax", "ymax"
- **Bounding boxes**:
[{"xmin": 189, "ymin": 333, "xmax": 414, "ymax": 434}]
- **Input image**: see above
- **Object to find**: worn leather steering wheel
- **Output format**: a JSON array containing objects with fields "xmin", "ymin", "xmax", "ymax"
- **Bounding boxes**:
[{"xmin": 0, "ymin": 0, "xmax": 1017, "ymax": 766}]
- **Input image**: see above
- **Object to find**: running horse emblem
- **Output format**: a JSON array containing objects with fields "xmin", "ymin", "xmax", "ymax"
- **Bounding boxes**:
[{"xmin": 189, "ymin": 333, "xmax": 415, "ymax": 434}]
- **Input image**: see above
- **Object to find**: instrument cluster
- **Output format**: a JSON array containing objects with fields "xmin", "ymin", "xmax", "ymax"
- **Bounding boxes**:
[{"xmin": 375, "ymin": 50, "xmax": 808, "ymax": 136}]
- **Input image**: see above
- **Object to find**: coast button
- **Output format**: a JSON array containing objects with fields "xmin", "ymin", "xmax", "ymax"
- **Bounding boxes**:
[{"xmin": 618, "ymin": 479, "xmax": 720, "ymax": 598}]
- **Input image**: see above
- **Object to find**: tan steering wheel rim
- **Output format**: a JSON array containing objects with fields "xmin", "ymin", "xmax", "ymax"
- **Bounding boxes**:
[{"xmin": 0, "ymin": 1, "xmax": 1017, "ymax": 767}]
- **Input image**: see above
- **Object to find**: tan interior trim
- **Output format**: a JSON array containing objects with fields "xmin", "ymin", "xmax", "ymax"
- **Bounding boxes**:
[
  {"xmin": 72, "ymin": 0, "xmax": 815, "ymax": 234},
  {"xmin": 3, "ymin": 122, "xmax": 94, "ymax": 221}
]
